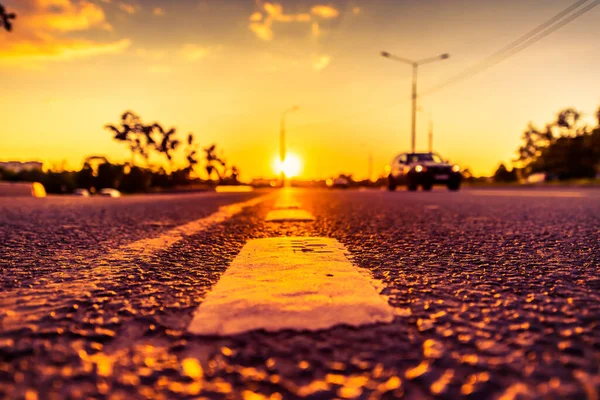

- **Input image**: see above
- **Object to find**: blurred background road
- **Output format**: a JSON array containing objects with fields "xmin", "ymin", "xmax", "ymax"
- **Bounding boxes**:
[{"xmin": 1, "ymin": 188, "xmax": 599, "ymax": 399}]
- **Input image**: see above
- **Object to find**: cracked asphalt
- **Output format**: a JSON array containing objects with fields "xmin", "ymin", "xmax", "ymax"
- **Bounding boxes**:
[{"xmin": 1, "ymin": 188, "xmax": 599, "ymax": 399}]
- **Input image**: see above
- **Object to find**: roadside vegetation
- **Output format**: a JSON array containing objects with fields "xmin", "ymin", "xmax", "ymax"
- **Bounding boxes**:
[
  {"xmin": 0, "ymin": 2, "xmax": 16, "ymax": 32},
  {"xmin": 493, "ymin": 106, "xmax": 600, "ymax": 183},
  {"xmin": 0, "ymin": 111, "xmax": 240, "ymax": 194}
]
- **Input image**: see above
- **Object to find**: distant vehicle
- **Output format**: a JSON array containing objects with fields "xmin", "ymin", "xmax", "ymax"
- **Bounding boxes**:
[
  {"xmin": 388, "ymin": 152, "xmax": 462, "ymax": 191},
  {"xmin": 99, "ymin": 188, "xmax": 121, "ymax": 198},
  {"xmin": 526, "ymin": 173, "xmax": 546, "ymax": 184},
  {"xmin": 73, "ymin": 188, "xmax": 90, "ymax": 197},
  {"xmin": 326, "ymin": 177, "xmax": 349, "ymax": 189}
]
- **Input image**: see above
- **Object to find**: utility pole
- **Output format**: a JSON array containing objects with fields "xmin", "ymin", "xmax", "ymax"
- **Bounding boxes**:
[
  {"xmin": 381, "ymin": 51, "xmax": 450, "ymax": 153},
  {"xmin": 428, "ymin": 119, "xmax": 433, "ymax": 153},
  {"xmin": 368, "ymin": 150, "xmax": 373, "ymax": 182},
  {"xmin": 411, "ymin": 63, "xmax": 418, "ymax": 153}
]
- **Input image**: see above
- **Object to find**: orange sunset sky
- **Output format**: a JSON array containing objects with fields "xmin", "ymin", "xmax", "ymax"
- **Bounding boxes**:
[{"xmin": 1, "ymin": 0, "xmax": 599, "ymax": 180}]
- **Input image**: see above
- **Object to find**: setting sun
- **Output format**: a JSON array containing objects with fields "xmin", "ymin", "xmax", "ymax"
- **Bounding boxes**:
[
  {"xmin": 1, "ymin": 1, "xmax": 600, "ymax": 398},
  {"xmin": 274, "ymin": 154, "xmax": 303, "ymax": 178}
]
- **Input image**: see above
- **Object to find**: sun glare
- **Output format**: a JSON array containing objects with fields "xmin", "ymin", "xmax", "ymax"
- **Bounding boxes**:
[{"xmin": 274, "ymin": 154, "xmax": 302, "ymax": 178}]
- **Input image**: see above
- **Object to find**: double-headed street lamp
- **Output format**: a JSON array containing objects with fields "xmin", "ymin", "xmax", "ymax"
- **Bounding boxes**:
[
  {"xmin": 280, "ymin": 105, "xmax": 298, "ymax": 185},
  {"xmin": 381, "ymin": 51, "xmax": 450, "ymax": 153}
]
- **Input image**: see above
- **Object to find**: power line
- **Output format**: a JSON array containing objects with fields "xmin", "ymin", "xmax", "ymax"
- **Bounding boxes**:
[
  {"xmin": 421, "ymin": 0, "xmax": 600, "ymax": 96},
  {"xmin": 290, "ymin": 0, "xmax": 600, "ymax": 130}
]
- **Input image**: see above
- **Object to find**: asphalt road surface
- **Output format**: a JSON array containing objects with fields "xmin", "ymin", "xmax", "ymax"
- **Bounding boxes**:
[{"xmin": 1, "ymin": 188, "xmax": 599, "ymax": 399}]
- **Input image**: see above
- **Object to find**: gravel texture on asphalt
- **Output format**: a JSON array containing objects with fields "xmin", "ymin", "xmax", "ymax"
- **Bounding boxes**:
[
  {"xmin": 1, "ymin": 188, "xmax": 599, "ymax": 399},
  {"xmin": 0, "ymin": 192, "xmax": 260, "ymax": 289}
]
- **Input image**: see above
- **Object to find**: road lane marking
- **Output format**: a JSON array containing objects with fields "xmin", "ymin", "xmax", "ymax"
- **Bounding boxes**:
[
  {"xmin": 469, "ymin": 190, "xmax": 585, "ymax": 198},
  {"xmin": 188, "ymin": 237, "xmax": 395, "ymax": 336},
  {"xmin": 265, "ymin": 209, "xmax": 315, "ymax": 222},
  {"xmin": 0, "ymin": 193, "xmax": 274, "ymax": 329},
  {"xmin": 113, "ymin": 194, "xmax": 272, "ymax": 259},
  {"xmin": 273, "ymin": 201, "xmax": 301, "ymax": 210},
  {"xmin": 215, "ymin": 185, "xmax": 253, "ymax": 193},
  {"xmin": 272, "ymin": 187, "xmax": 303, "ymax": 209}
]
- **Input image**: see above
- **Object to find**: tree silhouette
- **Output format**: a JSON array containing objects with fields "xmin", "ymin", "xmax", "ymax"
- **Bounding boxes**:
[
  {"xmin": 555, "ymin": 108, "xmax": 585, "ymax": 138},
  {"xmin": 75, "ymin": 164, "xmax": 95, "ymax": 191},
  {"xmin": 493, "ymin": 164, "xmax": 517, "ymax": 183},
  {"xmin": 229, "ymin": 166, "xmax": 240, "ymax": 182},
  {"xmin": 516, "ymin": 123, "xmax": 541, "ymax": 168},
  {"xmin": 152, "ymin": 123, "xmax": 180, "ymax": 163},
  {"xmin": 184, "ymin": 133, "xmax": 199, "ymax": 174},
  {"xmin": 461, "ymin": 168, "xmax": 473, "ymax": 180},
  {"xmin": 104, "ymin": 112, "xmax": 241, "ymax": 187},
  {"xmin": 96, "ymin": 162, "xmax": 124, "ymax": 190},
  {"xmin": 0, "ymin": 3, "xmax": 16, "ymax": 32},
  {"xmin": 513, "ymin": 106, "xmax": 600, "ymax": 180},
  {"xmin": 106, "ymin": 112, "xmax": 186, "ymax": 168},
  {"xmin": 556, "ymin": 108, "xmax": 580, "ymax": 130},
  {"xmin": 83, "ymin": 156, "xmax": 109, "ymax": 174},
  {"xmin": 120, "ymin": 166, "xmax": 151, "ymax": 193},
  {"xmin": 105, "ymin": 111, "xmax": 149, "ymax": 164},
  {"xmin": 204, "ymin": 144, "xmax": 226, "ymax": 182}
]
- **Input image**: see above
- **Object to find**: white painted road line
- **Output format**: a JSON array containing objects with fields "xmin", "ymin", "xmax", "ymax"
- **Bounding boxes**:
[
  {"xmin": 469, "ymin": 190, "xmax": 585, "ymax": 198},
  {"xmin": 188, "ymin": 237, "xmax": 395, "ymax": 336},
  {"xmin": 215, "ymin": 185, "xmax": 254, "ymax": 193},
  {"xmin": 0, "ymin": 194, "xmax": 274, "ymax": 329},
  {"xmin": 118, "ymin": 194, "xmax": 272, "ymax": 259},
  {"xmin": 273, "ymin": 201, "xmax": 301, "ymax": 210},
  {"xmin": 265, "ymin": 209, "xmax": 315, "ymax": 222}
]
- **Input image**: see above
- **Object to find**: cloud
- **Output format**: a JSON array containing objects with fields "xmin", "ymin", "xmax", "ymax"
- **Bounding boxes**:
[
  {"xmin": 311, "ymin": 5, "xmax": 339, "ymax": 19},
  {"xmin": 0, "ymin": 0, "xmax": 130, "ymax": 65},
  {"xmin": 153, "ymin": 7, "xmax": 164, "ymax": 16},
  {"xmin": 263, "ymin": 3, "xmax": 290, "ymax": 22},
  {"xmin": 0, "ymin": 38, "xmax": 131, "ymax": 65},
  {"xmin": 249, "ymin": 11, "xmax": 263, "ymax": 22},
  {"xmin": 23, "ymin": 0, "xmax": 112, "ymax": 33},
  {"xmin": 179, "ymin": 44, "xmax": 210, "ymax": 62},
  {"xmin": 263, "ymin": 3, "xmax": 310, "ymax": 23},
  {"xmin": 312, "ymin": 54, "xmax": 332, "ymax": 71},
  {"xmin": 119, "ymin": 3, "xmax": 138, "ymax": 15},
  {"xmin": 249, "ymin": 20, "xmax": 273, "ymax": 41},
  {"xmin": 248, "ymin": 2, "xmax": 339, "ymax": 41}
]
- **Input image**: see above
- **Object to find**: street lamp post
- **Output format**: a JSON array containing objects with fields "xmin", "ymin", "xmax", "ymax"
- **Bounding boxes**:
[
  {"xmin": 280, "ymin": 106, "xmax": 298, "ymax": 186},
  {"xmin": 381, "ymin": 51, "xmax": 449, "ymax": 153}
]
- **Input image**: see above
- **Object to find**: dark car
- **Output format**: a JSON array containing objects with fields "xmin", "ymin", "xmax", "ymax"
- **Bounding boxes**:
[{"xmin": 388, "ymin": 152, "xmax": 462, "ymax": 191}]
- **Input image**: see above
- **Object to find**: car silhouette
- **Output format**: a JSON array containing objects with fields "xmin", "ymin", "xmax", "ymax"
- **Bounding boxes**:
[
  {"xmin": 99, "ymin": 188, "xmax": 122, "ymax": 198},
  {"xmin": 388, "ymin": 152, "xmax": 462, "ymax": 191},
  {"xmin": 73, "ymin": 188, "xmax": 90, "ymax": 197}
]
